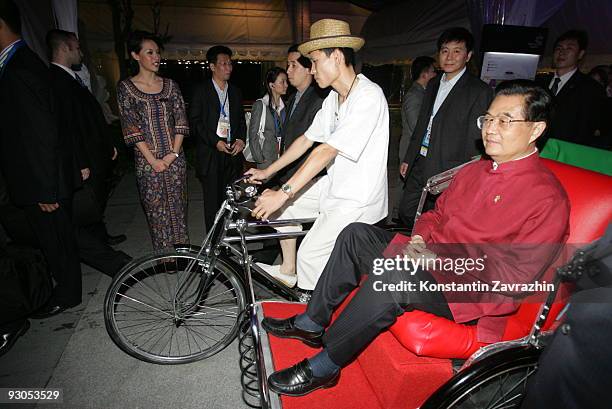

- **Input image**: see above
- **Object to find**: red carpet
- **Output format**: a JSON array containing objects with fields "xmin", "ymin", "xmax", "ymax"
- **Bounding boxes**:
[{"xmin": 262, "ymin": 302, "xmax": 384, "ymax": 409}]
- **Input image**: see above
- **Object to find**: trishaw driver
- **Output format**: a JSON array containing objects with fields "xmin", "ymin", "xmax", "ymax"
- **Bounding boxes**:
[{"xmin": 246, "ymin": 19, "xmax": 389, "ymax": 291}]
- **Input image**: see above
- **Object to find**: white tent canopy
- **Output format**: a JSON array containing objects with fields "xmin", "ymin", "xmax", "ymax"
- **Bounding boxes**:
[
  {"xmin": 79, "ymin": 0, "xmax": 371, "ymax": 61},
  {"xmin": 360, "ymin": 0, "xmax": 470, "ymax": 65},
  {"xmin": 358, "ymin": 0, "xmax": 612, "ymax": 67}
]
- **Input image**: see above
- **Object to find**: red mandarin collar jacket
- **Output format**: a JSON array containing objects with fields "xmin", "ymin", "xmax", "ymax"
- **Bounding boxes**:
[{"xmin": 389, "ymin": 153, "xmax": 570, "ymax": 343}]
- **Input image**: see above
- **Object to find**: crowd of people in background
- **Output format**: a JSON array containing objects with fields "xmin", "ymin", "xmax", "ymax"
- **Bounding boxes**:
[{"xmin": 0, "ymin": 0, "xmax": 610, "ymax": 363}]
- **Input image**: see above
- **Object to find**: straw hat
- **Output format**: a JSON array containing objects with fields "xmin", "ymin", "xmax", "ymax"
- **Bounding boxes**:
[{"xmin": 298, "ymin": 19, "xmax": 365, "ymax": 55}]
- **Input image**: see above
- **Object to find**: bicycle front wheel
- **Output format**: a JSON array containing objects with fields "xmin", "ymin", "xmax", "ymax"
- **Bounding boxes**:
[{"xmin": 104, "ymin": 251, "xmax": 246, "ymax": 364}]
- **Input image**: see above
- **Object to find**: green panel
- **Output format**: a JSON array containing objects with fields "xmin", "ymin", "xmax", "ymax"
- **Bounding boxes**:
[{"xmin": 541, "ymin": 138, "xmax": 612, "ymax": 176}]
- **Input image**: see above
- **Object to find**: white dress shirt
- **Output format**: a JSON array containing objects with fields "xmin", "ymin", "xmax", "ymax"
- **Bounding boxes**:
[
  {"xmin": 549, "ymin": 67, "xmax": 577, "ymax": 95},
  {"xmin": 432, "ymin": 67, "xmax": 466, "ymax": 118}
]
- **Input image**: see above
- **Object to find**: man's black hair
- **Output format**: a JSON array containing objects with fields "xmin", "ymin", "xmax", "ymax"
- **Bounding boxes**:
[
  {"xmin": 554, "ymin": 30, "xmax": 589, "ymax": 51},
  {"xmin": 320, "ymin": 47, "xmax": 355, "ymax": 67},
  {"xmin": 495, "ymin": 79, "xmax": 552, "ymax": 123},
  {"xmin": 46, "ymin": 29, "xmax": 77, "ymax": 54},
  {"xmin": 0, "ymin": 0, "xmax": 21, "ymax": 35},
  {"xmin": 411, "ymin": 56, "xmax": 436, "ymax": 82},
  {"xmin": 206, "ymin": 45, "xmax": 233, "ymax": 64},
  {"xmin": 288, "ymin": 44, "xmax": 312, "ymax": 69},
  {"xmin": 127, "ymin": 30, "xmax": 162, "ymax": 55},
  {"xmin": 437, "ymin": 27, "xmax": 474, "ymax": 53}
]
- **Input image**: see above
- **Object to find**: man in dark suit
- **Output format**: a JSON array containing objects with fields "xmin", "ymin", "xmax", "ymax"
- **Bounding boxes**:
[
  {"xmin": 399, "ymin": 56, "xmax": 436, "ymax": 164},
  {"xmin": 46, "ymin": 29, "xmax": 125, "ymax": 243},
  {"xmin": 399, "ymin": 28, "xmax": 493, "ymax": 226},
  {"xmin": 189, "ymin": 45, "xmax": 247, "ymax": 231},
  {"xmin": 46, "ymin": 29, "xmax": 131, "ymax": 276},
  {"xmin": 278, "ymin": 44, "xmax": 326, "ymax": 182},
  {"xmin": 0, "ymin": 1, "xmax": 82, "ymax": 321},
  {"xmin": 254, "ymin": 44, "xmax": 326, "ymax": 287},
  {"xmin": 545, "ymin": 30, "xmax": 606, "ymax": 148}
]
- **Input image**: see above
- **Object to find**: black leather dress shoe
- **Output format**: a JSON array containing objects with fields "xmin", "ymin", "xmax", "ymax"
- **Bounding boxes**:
[
  {"xmin": 0, "ymin": 320, "xmax": 30, "ymax": 357},
  {"xmin": 268, "ymin": 359, "xmax": 340, "ymax": 396},
  {"xmin": 30, "ymin": 303, "xmax": 67, "ymax": 319},
  {"xmin": 261, "ymin": 315, "xmax": 323, "ymax": 348},
  {"xmin": 107, "ymin": 233, "xmax": 127, "ymax": 245}
]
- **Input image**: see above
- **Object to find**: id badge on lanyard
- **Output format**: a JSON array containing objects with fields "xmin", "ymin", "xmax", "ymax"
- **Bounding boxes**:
[
  {"xmin": 419, "ymin": 115, "xmax": 434, "ymax": 157},
  {"xmin": 216, "ymin": 92, "xmax": 231, "ymax": 142},
  {"xmin": 217, "ymin": 117, "xmax": 230, "ymax": 141}
]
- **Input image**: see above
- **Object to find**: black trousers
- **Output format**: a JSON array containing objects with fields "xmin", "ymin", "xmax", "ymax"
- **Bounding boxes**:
[
  {"xmin": 10, "ymin": 201, "xmax": 129, "ymax": 282},
  {"xmin": 521, "ymin": 287, "xmax": 612, "ymax": 409},
  {"xmin": 200, "ymin": 162, "xmax": 241, "ymax": 231},
  {"xmin": 23, "ymin": 200, "xmax": 82, "ymax": 307},
  {"xmin": 73, "ymin": 226, "xmax": 130, "ymax": 277},
  {"xmin": 306, "ymin": 222, "xmax": 451, "ymax": 367},
  {"xmin": 80, "ymin": 175, "xmax": 112, "ymax": 242},
  {"xmin": 398, "ymin": 160, "xmax": 437, "ymax": 228}
]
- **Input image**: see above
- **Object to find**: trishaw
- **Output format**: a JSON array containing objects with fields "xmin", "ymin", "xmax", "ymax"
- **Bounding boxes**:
[{"xmin": 104, "ymin": 158, "xmax": 612, "ymax": 408}]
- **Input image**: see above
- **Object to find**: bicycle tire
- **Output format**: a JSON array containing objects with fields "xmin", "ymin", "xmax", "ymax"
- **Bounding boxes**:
[
  {"xmin": 104, "ymin": 250, "xmax": 247, "ymax": 364},
  {"xmin": 421, "ymin": 345, "xmax": 540, "ymax": 409}
]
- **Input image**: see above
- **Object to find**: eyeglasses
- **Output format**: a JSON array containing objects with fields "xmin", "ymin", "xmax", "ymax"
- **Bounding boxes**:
[{"xmin": 477, "ymin": 115, "xmax": 532, "ymax": 130}]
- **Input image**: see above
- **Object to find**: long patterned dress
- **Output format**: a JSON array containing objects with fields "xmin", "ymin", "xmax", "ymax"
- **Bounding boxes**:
[{"xmin": 117, "ymin": 77, "xmax": 189, "ymax": 250}]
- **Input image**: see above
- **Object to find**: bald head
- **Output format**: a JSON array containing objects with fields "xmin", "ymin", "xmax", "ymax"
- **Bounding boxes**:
[{"xmin": 0, "ymin": 0, "xmax": 21, "ymax": 48}]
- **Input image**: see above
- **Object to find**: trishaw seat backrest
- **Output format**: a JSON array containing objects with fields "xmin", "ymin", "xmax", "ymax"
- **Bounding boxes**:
[
  {"xmin": 389, "ymin": 158, "xmax": 612, "ymax": 359},
  {"xmin": 540, "ymin": 158, "xmax": 612, "ymax": 244}
]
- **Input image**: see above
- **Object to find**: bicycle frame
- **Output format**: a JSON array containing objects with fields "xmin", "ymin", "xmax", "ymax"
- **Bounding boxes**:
[{"xmin": 174, "ymin": 177, "xmax": 316, "ymax": 317}]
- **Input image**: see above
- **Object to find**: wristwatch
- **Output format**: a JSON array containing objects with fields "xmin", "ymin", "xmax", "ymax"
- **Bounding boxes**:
[
  {"xmin": 172, "ymin": 151, "xmax": 179, "ymax": 158},
  {"xmin": 280, "ymin": 183, "xmax": 294, "ymax": 198}
]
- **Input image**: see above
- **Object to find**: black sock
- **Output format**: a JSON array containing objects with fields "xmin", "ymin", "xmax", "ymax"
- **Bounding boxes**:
[
  {"xmin": 308, "ymin": 349, "xmax": 340, "ymax": 378},
  {"xmin": 295, "ymin": 313, "xmax": 323, "ymax": 332}
]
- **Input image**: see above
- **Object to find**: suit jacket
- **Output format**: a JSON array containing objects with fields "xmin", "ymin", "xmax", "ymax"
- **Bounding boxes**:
[
  {"xmin": 0, "ymin": 45, "xmax": 77, "ymax": 206},
  {"xmin": 402, "ymin": 72, "xmax": 493, "ymax": 181},
  {"xmin": 277, "ymin": 85, "xmax": 325, "ymax": 184},
  {"xmin": 248, "ymin": 97, "xmax": 284, "ymax": 169},
  {"xmin": 189, "ymin": 79, "xmax": 246, "ymax": 178},
  {"xmin": 547, "ymin": 71, "xmax": 606, "ymax": 147},
  {"xmin": 49, "ymin": 64, "xmax": 114, "ymax": 179},
  {"xmin": 400, "ymin": 82, "xmax": 426, "ymax": 162}
]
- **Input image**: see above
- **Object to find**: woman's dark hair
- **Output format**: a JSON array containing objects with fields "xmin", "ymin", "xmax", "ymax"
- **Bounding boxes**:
[
  {"xmin": 0, "ymin": 0, "xmax": 21, "ymax": 35},
  {"xmin": 265, "ymin": 67, "xmax": 287, "ymax": 104},
  {"xmin": 437, "ymin": 27, "xmax": 474, "ymax": 53},
  {"xmin": 206, "ymin": 45, "xmax": 233, "ymax": 64},
  {"xmin": 495, "ymin": 79, "xmax": 552, "ymax": 123},
  {"xmin": 127, "ymin": 30, "xmax": 162, "ymax": 55},
  {"xmin": 411, "ymin": 56, "xmax": 436, "ymax": 81},
  {"xmin": 287, "ymin": 44, "xmax": 312, "ymax": 69}
]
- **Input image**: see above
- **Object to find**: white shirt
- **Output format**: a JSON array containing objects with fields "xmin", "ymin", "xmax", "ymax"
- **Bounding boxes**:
[
  {"xmin": 0, "ymin": 39, "xmax": 20, "ymax": 69},
  {"xmin": 305, "ymin": 74, "xmax": 389, "ymax": 221},
  {"xmin": 51, "ymin": 62, "xmax": 77, "ymax": 80},
  {"xmin": 212, "ymin": 78, "xmax": 230, "ymax": 121},
  {"xmin": 549, "ymin": 67, "xmax": 577, "ymax": 95},
  {"xmin": 432, "ymin": 67, "xmax": 466, "ymax": 117}
]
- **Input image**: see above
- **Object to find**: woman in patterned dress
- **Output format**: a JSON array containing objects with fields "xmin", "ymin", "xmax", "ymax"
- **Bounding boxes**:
[{"xmin": 117, "ymin": 31, "xmax": 189, "ymax": 250}]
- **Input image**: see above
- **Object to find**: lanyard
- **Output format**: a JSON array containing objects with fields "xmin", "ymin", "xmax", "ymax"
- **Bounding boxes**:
[
  {"xmin": 0, "ymin": 40, "xmax": 24, "ymax": 79},
  {"xmin": 272, "ymin": 108, "xmax": 284, "ymax": 135},
  {"xmin": 220, "ymin": 91, "xmax": 228, "ymax": 118}
]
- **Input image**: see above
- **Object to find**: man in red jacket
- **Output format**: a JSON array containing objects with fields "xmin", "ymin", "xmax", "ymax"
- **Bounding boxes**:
[{"xmin": 262, "ymin": 80, "xmax": 570, "ymax": 396}]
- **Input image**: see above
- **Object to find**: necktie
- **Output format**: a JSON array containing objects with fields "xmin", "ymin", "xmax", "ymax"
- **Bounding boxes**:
[
  {"xmin": 75, "ymin": 73, "xmax": 86, "ymax": 88},
  {"xmin": 550, "ymin": 77, "xmax": 561, "ymax": 96}
]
